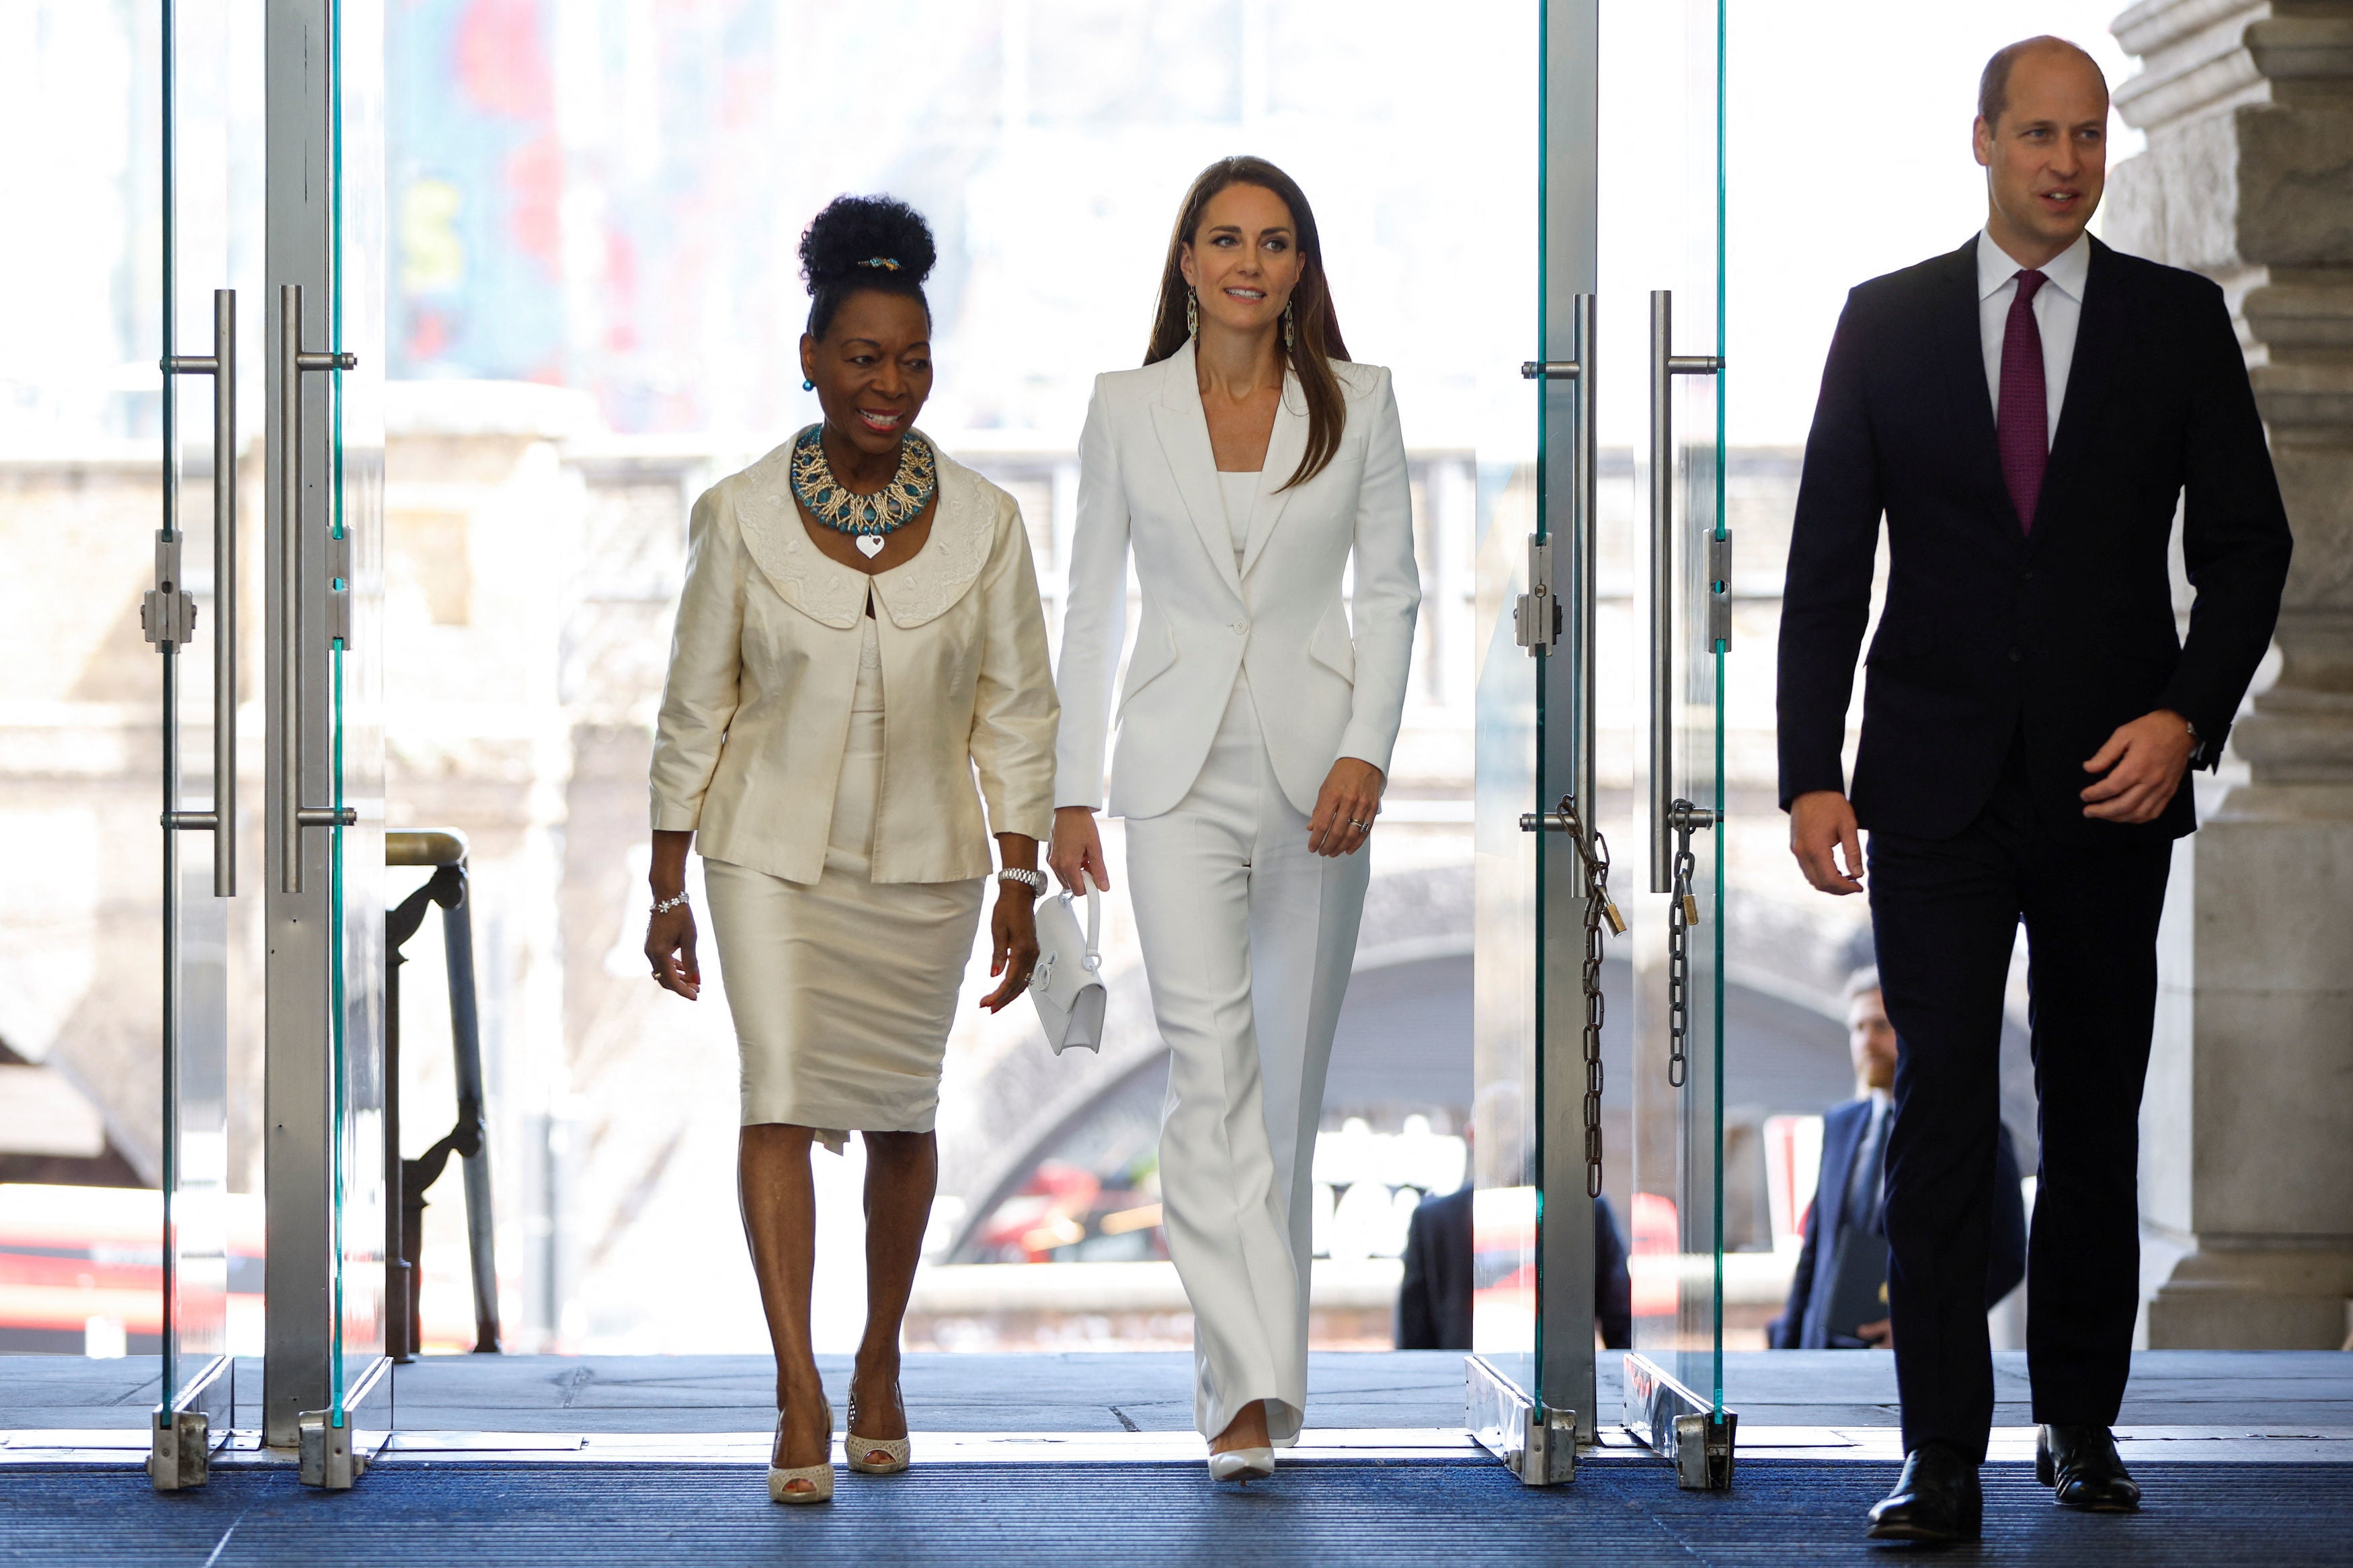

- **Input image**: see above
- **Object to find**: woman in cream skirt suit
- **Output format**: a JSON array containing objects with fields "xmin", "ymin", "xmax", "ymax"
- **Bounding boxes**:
[
  {"xmin": 1049, "ymin": 157, "xmax": 1420, "ymax": 1482},
  {"xmin": 645, "ymin": 197, "xmax": 1058, "ymax": 1504}
]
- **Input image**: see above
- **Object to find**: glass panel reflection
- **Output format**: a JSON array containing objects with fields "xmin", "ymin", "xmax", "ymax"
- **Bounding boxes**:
[{"xmin": 1468, "ymin": 1, "xmax": 1542, "ymax": 1386}]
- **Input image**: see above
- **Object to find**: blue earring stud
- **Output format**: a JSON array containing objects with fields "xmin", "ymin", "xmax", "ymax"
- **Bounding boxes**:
[{"xmin": 802, "ymin": 378, "xmax": 814, "ymax": 392}]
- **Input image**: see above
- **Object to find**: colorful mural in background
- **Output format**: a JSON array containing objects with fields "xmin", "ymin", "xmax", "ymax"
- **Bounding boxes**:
[
  {"xmin": 391, "ymin": 0, "xmax": 842, "ymax": 434},
  {"xmin": 391, "ymin": 0, "xmax": 566, "ymax": 386}
]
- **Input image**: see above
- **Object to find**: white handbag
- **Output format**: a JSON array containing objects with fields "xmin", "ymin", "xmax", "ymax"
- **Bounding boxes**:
[{"xmin": 1029, "ymin": 886, "xmax": 1107, "ymax": 1055}]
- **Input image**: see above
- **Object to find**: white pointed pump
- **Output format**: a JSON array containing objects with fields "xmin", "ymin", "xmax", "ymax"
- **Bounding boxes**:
[{"xmin": 1207, "ymin": 1447, "xmax": 1276, "ymax": 1484}]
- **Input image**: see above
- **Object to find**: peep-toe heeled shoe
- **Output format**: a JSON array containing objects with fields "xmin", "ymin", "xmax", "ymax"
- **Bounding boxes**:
[
  {"xmin": 767, "ymin": 1410, "xmax": 834, "ymax": 1504},
  {"xmin": 844, "ymin": 1385, "xmax": 910, "ymax": 1475}
]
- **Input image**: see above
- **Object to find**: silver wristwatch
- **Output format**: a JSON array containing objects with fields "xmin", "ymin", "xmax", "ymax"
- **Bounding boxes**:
[{"xmin": 996, "ymin": 868, "xmax": 1045, "ymax": 894}]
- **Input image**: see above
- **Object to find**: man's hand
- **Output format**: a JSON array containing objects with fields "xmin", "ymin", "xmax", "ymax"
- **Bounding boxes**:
[
  {"xmin": 1856, "ymin": 1317, "xmax": 1895, "ymax": 1350},
  {"xmin": 2081, "ymin": 710, "xmax": 2196, "ymax": 824},
  {"xmin": 1790, "ymin": 789, "xmax": 1865, "ymax": 896}
]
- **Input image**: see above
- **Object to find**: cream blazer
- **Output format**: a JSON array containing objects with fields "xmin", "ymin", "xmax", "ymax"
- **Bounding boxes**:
[
  {"xmin": 649, "ymin": 438, "xmax": 1058, "ymax": 884},
  {"xmin": 1054, "ymin": 343, "xmax": 1420, "ymax": 819}
]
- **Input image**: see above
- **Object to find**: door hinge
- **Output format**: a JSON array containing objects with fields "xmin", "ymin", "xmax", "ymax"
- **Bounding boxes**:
[
  {"xmin": 1706, "ymin": 530, "xmax": 1732, "ymax": 651},
  {"xmin": 141, "ymin": 531, "xmax": 198, "ymax": 649},
  {"xmin": 1513, "ymin": 536, "xmax": 1560, "ymax": 655},
  {"xmin": 326, "ymin": 531, "xmax": 352, "ymax": 649}
]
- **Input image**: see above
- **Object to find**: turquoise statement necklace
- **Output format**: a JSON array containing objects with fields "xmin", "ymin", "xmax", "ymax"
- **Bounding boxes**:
[{"xmin": 790, "ymin": 423, "xmax": 938, "ymax": 557}]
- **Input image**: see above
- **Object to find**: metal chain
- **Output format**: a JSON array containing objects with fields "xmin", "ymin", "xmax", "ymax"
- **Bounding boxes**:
[
  {"xmin": 1667, "ymin": 837, "xmax": 1696, "ymax": 1089},
  {"xmin": 1558, "ymin": 796, "xmax": 1624, "ymax": 1198},
  {"xmin": 1665, "ymin": 800, "xmax": 1712, "ymax": 1091}
]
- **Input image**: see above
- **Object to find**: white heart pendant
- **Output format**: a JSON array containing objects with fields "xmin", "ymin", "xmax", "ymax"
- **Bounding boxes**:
[{"xmin": 855, "ymin": 534, "xmax": 886, "ymax": 559}]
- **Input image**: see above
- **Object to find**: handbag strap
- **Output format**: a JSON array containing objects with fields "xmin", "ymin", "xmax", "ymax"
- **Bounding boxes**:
[{"xmin": 1078, "ymin": 886, "xmax": 1102, "ymax": 971}]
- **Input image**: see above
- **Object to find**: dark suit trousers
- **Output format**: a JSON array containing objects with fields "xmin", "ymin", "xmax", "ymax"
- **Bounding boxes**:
[{"xmin": 1865, "ymin": 737, "xmax": 2170, "ymax": 1461}]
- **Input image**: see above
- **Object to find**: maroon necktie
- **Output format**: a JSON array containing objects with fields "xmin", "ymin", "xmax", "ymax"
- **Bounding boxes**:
[{"xmin": 1997, "ymin": 269, "xmax": 2049, "ymax": 533}]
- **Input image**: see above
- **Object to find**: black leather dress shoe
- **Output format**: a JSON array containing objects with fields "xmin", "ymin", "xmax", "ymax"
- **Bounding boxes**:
[
  {"xmin": 1866, "ymin": 1442, "xmax": 1983, "ymax": 1544},
  {"xmin": 2037, "ymin": 1424, "xmax": 2141, "ymax": 1512}
]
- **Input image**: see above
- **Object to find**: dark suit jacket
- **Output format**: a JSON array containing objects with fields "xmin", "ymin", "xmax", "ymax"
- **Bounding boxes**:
[
  {"xmin": 1771, "ymin": 1099, "xmax": 2026, "ymax": 1349},
  {"xmin": 1778, "ymin": 235, "xmax": 2292, "ymax": 843},
  {"xmin": 1396, "ymin": 1190, "xmax": 1631, "ymax": 1351}
]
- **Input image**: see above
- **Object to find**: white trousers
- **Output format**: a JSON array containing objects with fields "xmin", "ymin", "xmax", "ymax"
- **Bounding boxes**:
[{"xmin": 1121, "ymin": 675, "xmax": 1370, "ymax": 1444}]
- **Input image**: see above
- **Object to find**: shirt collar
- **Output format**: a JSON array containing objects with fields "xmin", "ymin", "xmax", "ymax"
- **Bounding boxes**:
[{"xmin": 1977, "ymin": 226, "xmax": 2091, "ymax": 303}]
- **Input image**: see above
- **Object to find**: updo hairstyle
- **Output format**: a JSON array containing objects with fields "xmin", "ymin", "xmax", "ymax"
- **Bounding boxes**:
[{"xmin": 799, "ymin": 194, "xmax": 939, "ymax": 340}]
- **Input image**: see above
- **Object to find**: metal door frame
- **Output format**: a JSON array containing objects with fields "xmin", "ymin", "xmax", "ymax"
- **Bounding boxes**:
[{"xmin": 262, "ymin": 0, "xmax": 392, "ymax": 1469}]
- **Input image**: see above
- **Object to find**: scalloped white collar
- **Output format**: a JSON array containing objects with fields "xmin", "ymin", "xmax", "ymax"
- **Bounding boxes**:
[{"xmin": 730, "ymin": 435, "xmax": 994, "ymax": 630}]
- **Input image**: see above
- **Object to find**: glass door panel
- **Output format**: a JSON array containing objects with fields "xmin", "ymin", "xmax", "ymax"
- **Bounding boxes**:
[
  {"xmin": 1470, "ymin": 0, "xmax": 1599, "ymax": 1484},
  {"xmin": 151, "ymin": 0, "xmax": 257, "ymax": 1492},
  {"xmin": 1468, "ymin": 0, "xmax": 1544, "ymax": 1413},
  {"xmin": 327, "ymin": 0, "xmax": 391, "ymax": 1440},
  {"xmin": 1613, "ymin": 0, "xmax": 1732, "ymax": 1485}
]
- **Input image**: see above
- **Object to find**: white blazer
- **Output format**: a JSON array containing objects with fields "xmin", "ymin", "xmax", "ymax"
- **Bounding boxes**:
[{"xmin": 1054, "ymin": 341, "xmax": 1420, "ymax": 819}]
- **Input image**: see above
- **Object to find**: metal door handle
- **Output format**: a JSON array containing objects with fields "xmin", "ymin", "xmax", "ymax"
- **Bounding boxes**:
[
  {"xmin": 159, "ymin": 290, "xmax": 239, "ymax": 895},
  {"xmin": 1515, "ymin": 296, "xmax": 1597, "ymax": 684},
  {"xmin": 1648, "ymin": 290, "xmax": 1722, "ymax": 891},
  {"xmin": 276, "ymin": 284, "xmax": 358, "ymax": 893}
]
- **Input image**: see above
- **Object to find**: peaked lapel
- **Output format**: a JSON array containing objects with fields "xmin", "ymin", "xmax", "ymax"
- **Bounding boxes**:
[
  {"xmin": 1932, "ymin": 236, "xmax": 2021, "ymax": 538},
  {"xmin": 1147, "ymin": 341, "xmax": 1246, "ymax": 599},
  {"xmin": 1238, "ymin": 374, "xmax": 1309, "ymax": 579},
  {"xmin": 2036, "ymin": 236, "xmax": 2124, "ymax": 547}
]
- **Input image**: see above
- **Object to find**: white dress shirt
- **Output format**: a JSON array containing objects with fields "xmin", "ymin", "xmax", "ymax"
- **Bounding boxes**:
[{"xmin": 1977, "ymin": 227, "xmax": 2089, "ymax": 447}]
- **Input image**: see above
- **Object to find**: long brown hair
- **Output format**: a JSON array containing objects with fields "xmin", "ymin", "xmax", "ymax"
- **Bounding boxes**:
[{"xmin": 1145, "ymin": 156, "xmax": 1351, "ymax": 491}]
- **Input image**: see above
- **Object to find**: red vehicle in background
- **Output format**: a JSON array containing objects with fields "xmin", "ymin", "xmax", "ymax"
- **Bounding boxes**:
[{"xmin": 0, "ymin": 1184, "xmax": 263, "ymax": 1356}]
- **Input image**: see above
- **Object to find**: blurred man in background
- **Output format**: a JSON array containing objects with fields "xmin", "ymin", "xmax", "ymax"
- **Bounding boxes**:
[
  {"xmin": 1772, "ymin": 968, "xmax": 2024, "ymax": 1350},
  {"xmin": 1396, "ymin": 1186, "xmax": 1630, "ymax": 1352}
]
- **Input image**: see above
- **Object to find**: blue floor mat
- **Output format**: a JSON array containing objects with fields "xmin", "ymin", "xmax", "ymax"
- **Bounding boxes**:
[{"xmin": 5, "ymin": 1459, "xmax": 2350, "ymax": 1567}]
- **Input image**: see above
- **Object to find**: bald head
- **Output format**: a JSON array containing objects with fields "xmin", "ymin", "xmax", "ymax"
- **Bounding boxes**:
[{"xmin": 1979, "ymin": 36, "xmax": 2108, "ymax": 133}]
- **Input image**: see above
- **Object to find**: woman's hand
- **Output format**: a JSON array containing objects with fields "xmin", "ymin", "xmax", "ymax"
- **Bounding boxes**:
[
  {"xmin": 1049, "ymin": 806, "xmax": 1111, "ymax": 893},
  {"xmin": 645, "ymin": 905, "xmax": 701, "ymax": 1000},
  {"xmin": 1307, "ymin": 757, "xmax": 1384, "ymax": 857},
  {"xmin": 982, "ymin": 884, "xmax": 1041, "ymax": 1012},
  {"xmin": 645, "ymin": 829, "xmax": 700, "ymax": 999}
]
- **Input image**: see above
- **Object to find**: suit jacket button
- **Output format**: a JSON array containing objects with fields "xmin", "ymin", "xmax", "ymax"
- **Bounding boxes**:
[
  {"xmin": 1232, "ymin": 620, "xmax": 1249, "ymax": 636},
  {"xmin": 2007, "ymin": 648, "xmax": 2023, "ymax": 663}
]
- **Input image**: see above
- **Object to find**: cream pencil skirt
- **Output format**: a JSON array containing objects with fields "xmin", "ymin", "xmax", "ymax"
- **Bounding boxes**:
[
  {"xmin": 1123, "ymin": 673, "xmax": 1371, "ymax": 1444},
  {"xmin": 703, "ymin": 614, "xmax": 985, "ymax": 1150}
]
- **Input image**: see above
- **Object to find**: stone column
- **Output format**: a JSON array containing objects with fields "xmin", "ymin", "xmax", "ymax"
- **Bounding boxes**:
[{"xmin": 2106, "ymin": 0, "xmax": 2353, "ymax": 1348}]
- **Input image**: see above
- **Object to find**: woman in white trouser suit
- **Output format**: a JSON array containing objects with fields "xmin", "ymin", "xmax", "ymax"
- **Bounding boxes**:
[{"xmin": 1049, "ymin": 157, "xmax": 1419, "ymax": 1483}]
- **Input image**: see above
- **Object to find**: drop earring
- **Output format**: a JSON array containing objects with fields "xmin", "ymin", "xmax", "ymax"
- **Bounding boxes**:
[
  {"xmin": 1186, "ymin": 289, "xmax": 1199, "ymax": 340},
  {"xmin": 1283, "ymin": 299, "xmax": 1295, "ymax": 351}
]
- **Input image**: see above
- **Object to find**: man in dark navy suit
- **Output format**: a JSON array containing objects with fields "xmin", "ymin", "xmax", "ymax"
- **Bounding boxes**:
[
  {"xmin": 1777, "ymin": 37, "xmax": 2291, "ymax": 1544},
  {"xmin": 1773, "ymin": 969, "xmax": 2024, "ymax": 1351},
  {"xmin": 1394, "ymin": 1190, "xmax": 1630, "ymax": 1352}
]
